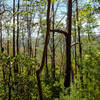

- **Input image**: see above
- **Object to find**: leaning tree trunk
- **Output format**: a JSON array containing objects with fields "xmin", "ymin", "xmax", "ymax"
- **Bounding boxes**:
[
  {"xmin": 36, "ymin": 0, "xmax": 51, "ymax": 99},
  {"xmin": 64, "ymin": 0, "xmax": 72, "ymax": 89}
]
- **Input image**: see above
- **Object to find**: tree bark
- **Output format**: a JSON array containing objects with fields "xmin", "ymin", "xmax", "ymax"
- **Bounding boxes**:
[
  {"xmin": 76, "ymin": 0, "xmax": 82, "ymax": 58},
  {"xmin": 76, "ymin": 0, "xmax": 84, "ymax": 89},
  {"xmin": 74, "ymin": 20, "xmax": 77, "ymax": 69},
  {"xmin": 17, "ymin": 0, "xmax": 20, "ymax": 55},
  {"xmin": 27, "ymin": 16, "xmax": 32, "ymax": 57},
  {"xmin": 64, "ymin": 0, "xmax": 72, "ymax": 88},
  {"xmin": 13, "ymin": 0, "xmax": 15, "ymax": 57},
  {"xmin": 51, "ymin": 2, "xmax": 55, "ymax": 80},
  {"xmin": 45, "ymin": 50, "xmax": 49, "ymax": 83},
  {"xmin": 13, "ymin": 0, "xmax": 18, "ymax": 73},
  {"xmin": 36, "ymin": 0, "xmax": 51, "ymax": 99},
  {"xmin": 22, "ymin": 29, "xmax": 25, "ymax": 54},
  {"xmin": 0, "ymin": 15, "xmax": 2, "ymax": 53},
  {"xmin": 26, "ymin": 1, "xmax": 32, "ymax": 57},
  {"xmin": 8, "ymin": 63, "xmax": 12, "ymax": 100},
  {"xmin": 7, "ymin": 28, "xmax": 10, "ymax": 55}
]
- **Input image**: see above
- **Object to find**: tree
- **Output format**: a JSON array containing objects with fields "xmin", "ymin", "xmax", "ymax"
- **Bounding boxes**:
[
  {"xmin": 0, "ymin": 15, "xmax": 2, "ymax": 53},
  {"xmin": 51, "ymin": 2, "xmax": 56, "ymax": 80},
  {"xmin": 36, "ymin": 0, "xmax": 51, "ymax": 99},
  {"xmin": 13, "ymin": 0, "xmax": 15, "ymax": 57},
  {"xmin": 76, "ymin": 0, "xmax": 82, "ymax": 58},
  {"xmin": 17, "ymin": 0, "xmax": 20, "ymax": 55},
  {"xmin": 64, "ymin": 0, "xmax": 72, "ymax": 88}
]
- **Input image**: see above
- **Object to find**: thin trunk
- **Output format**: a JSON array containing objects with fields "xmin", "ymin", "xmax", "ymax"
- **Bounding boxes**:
[
  {"xmin": 26, "ymin": 1, "xmax": 30, "ymax": 56},
  {"xmin": 16, "ymin": 0, "xmax": 20, "ymax": 75},
  {"xmin": 22, "ymin": 29, "xmax": 25, "ymax": 54},
  {"xmin": 13, "ymin": 0, "xmax": 15, "ymax": 57},
  {"xmin": 8, "ymin": 63, "xmax": 12, "ymax": 100},
  {"xmin": 76, "ymin": 0, "xmax": 83, "ymax": 88},
  {"xmin": 13, "ymin": 1, "xmax": 18, "ymax": 98},
  {"xmin": 2, "ymin": 65, "xmax": 6, "ymax": 100},
  {"xmin": 13, "ymin": 0, "xmax": 18, "ymax": 73},
  {"xmin": 76, "ymin": 0, "xmax": 82, "ymax": 58},
  {"xmin": 60, "ymin": 43, "xmax": 64, "ymax": 76},
  {"xmin": 74, "ymin": 19, "xmax": 77, "ymax": 73},
  {"xmin": 87, "ymin": 20, "xmax": 91, "ymax": 42},
  {"xmin": 0, "ymin": 16, "xmax": 2, "ymax": 53},
  {"xmin": 34, "ymin": 17, "xmax": 41, "ymax": 58},
  {"xmin": 34, "ymin": 36, "xmax": 38, "ymax": 58},
  {"xmin": 0, "ymin": 9, "xmax": 6, "ymax": 99},
  {"xmin": 51, "ymin": 2, "xmax": 55, "ymax": 80},
  {"xmin": 7, "ymin": 28, "xmax": 10, "ymax": 55},
  {"xmin": 46, "ymin": 47, "xmax": 48, "ymax": 71},
  {"xmin": 36, "ymin": 0, "xmax": 51, "ymax": 99},
  {"xmin": 17, "ymin": 0, "xmax": 20, "ymax": 55},
  {"xmin": 64, "ymin": 0, "xmax": 72, "ymax": 89},
  {"xmin": 45, "ymin": 50, "xmax": 49, "ymax": 82},
  {"xmin": 27, "ymin": 16, "xmax": 32, "ymax": 57}
]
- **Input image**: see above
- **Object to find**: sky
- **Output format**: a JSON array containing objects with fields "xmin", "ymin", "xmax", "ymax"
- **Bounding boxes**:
[{"xmin": 2, "ymin": 0, "xmax": 100, "ymax": 36}]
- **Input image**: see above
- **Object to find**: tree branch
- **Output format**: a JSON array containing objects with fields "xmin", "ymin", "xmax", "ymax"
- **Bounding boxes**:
[
  {"xmin": 0, "ymin": 10, "xmax": 12, "ymax": 15},
  {"xmin": 71, "ymin": 42, "xmax": 82, "ymax": 47},
  {"xmin": 50, "ymin": 29, "xmax": 67, "ymax": 36}
]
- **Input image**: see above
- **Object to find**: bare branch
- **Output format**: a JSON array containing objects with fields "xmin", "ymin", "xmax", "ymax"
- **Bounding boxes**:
[
  {"xmin": 50, "ymin": 29, "xmax": 67, "ymax": 36},
  {"xmin": 56, "ymin": 14, "xmax": 66, "ymax": 28},
  {"xmin": 0, "ymin": 10, "xmax": 12, "ymax": 15},
  {"xmin": 71, "ymin": 42, "xmax": 82, "ymax": 47}
]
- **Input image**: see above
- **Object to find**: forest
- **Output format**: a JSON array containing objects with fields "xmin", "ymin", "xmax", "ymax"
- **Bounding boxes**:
[{"xmin": 0, "ymin": 0, "xmax": 100, "ymax": 100}]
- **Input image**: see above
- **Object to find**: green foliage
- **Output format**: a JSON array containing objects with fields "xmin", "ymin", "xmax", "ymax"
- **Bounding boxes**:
[{"xmin": 0, "ymin": 54, "xmax": 38, "ymax": 100}]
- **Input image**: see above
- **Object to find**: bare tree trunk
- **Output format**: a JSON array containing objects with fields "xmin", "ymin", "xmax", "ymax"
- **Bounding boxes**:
[
  {"xmin": 13, "ymin": 0, "xmax": 18, "ymax": 73},
  {"xmin": 74, "ymin": 18, "xmax": 77, "ymax": 73},
  {"xmin": 22, "ymin": 29, "xmax": 25, "ymax": 54},
  {"xmin": 34, "ymin": 36, "xmax": 38, "ymax": 58},
  {"xmin": 7, "ymin": 28, "xmax": 10, "ymax": 55},
  {"xmin": 36, "ymin": 0, "xmax": 51, "ymax": 99},
  {"xmin": 34, "ymin": 19, "xmax": 41, "ymax": 58},
  {"xmin": 64, "ymin": 0, "xmax": 72, "ymax": 89},
  {"xmin": 34, "ymin": 15, "xmax": 42, "ymax": 58},
  {"xmin": 2, "ymin": 65, "xmax": 7, "ymax": 99},
  {"xmin": 17, "ymin": 0, "xmax": 20, "ymax": 55},
  {"xmin": 76, "ymin": 0, "xmax": 83, "ymax": 89},
  {"xmin": 0, "ymin": 16, "xmax": 2, "ymax": 53},
  {"xmin": 45, "ymin": 50, "xmax": 49, "ymax": 82},
  {"xmin": 76, "ymin": 0, "xmax": 82, "ymax": 58},
  {"xmin": 13, "ymin": 0, "xmax": 15, "ymax": 57},
  {"xmin": 8, "ymin": 63, "xmax": 12, "ymax": 100},
  {"xmin": 27, "ymin": 16, "xmax": 32, "ymax": 57},
  {"xmin": 51, "ymin": 2, "xmax": 55, "ymax": 80},
  {"xmin": 60, "ymin": 42, "xmax": 65, "ymax": 76},
  {"xmin": 26, "ymin": 1, "xmax": 31, "ymax": 57},
  {"xmin": 0, "ymin": 8, "xmax": 7, "ymax": 99},
  {"xmin": 13, "ymin": 0, "xmax": 18, "ymax": 98}
]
